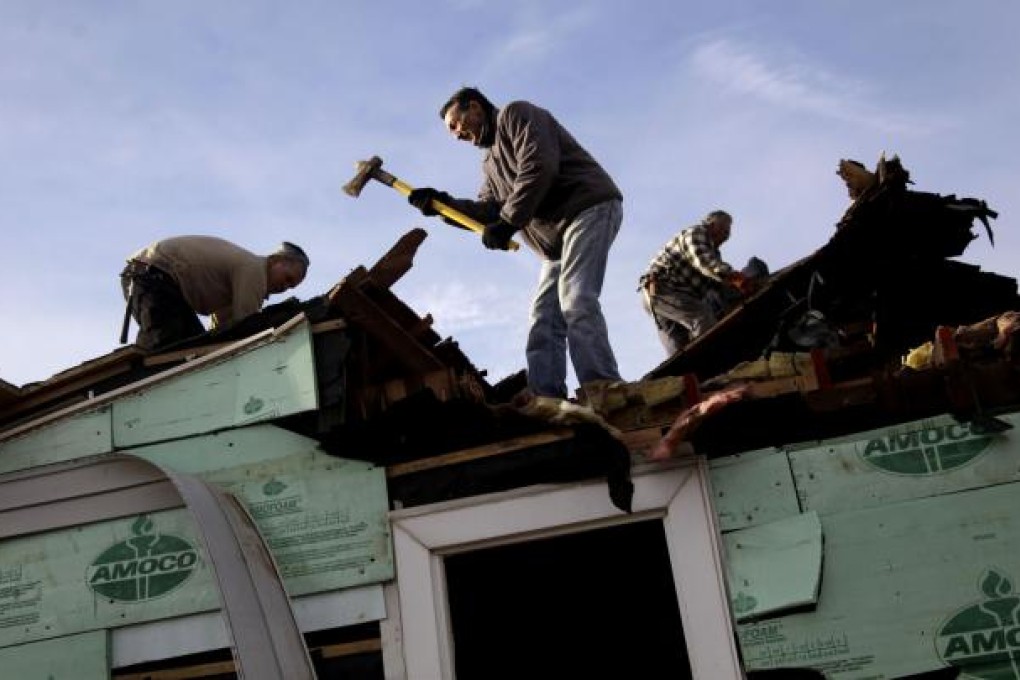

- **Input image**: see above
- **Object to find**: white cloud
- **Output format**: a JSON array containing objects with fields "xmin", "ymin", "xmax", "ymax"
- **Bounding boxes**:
[
  {"xmin": 401, "ymin": 280, "xmax": 524, "ymax": 334},
  {"xmin": 689, "ymin": 38, "xmax": 947, "ymax": 136},
  {"xmin": 488, "ymin": 7, "xmax": 595, "ymax": 66}
]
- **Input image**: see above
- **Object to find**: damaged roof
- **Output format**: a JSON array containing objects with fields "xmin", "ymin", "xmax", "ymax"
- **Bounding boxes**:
[
  {"xmin": 648, "ymin": 155, "xmax": 1015, "ymax": 383},
  {"xmin": 3, "ymin": 156, "xmax": 1020, "ymax": 513}
]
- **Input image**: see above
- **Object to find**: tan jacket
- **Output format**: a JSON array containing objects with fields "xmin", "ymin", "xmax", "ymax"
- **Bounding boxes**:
[{"xmin": 129, "ymin": 236, "xmax": 268, "ymax": 328}]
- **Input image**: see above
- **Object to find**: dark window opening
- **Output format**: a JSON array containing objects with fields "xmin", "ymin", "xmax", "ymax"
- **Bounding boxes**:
[{"xmin": 445, "ymin": 519, "xmax": 692, "ymax": 680}]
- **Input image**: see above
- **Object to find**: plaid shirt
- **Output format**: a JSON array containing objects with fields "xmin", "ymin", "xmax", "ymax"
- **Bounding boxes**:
[{"xmin": 641, "ymin": 223, "xmax": 733, "ymax": 297}]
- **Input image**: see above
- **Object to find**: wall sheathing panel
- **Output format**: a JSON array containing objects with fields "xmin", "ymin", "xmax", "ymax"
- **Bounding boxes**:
[
  {"xmin": 0, "ymin": 321, "xmax": 320, "ymax": 476},
  {"xmin": 0, "ymin": 630, "xmax": 109, "ymax": 680},
  {"xmin": 709, "ymin": 447, "xmax": 800, "ymax": 532},
  {"xmin": 738, "ymin": 482, "xmax": 1020, "ymax": 678},
  {"xmin": 0, "ymin": 425, "xmax": 393, "ymax": 649},
  {"xmin": 112, "ymin": 323, "xmax": 318, "ymax": 448},
  {"xmin": 789, "ymin": 411, "xmax": 1020, "ymax": 516},
  {"xmin": 723, "ymin": 511, "xmax": 822, "ymax": 622},
  {"xmin": 710, "ymin": 410, "xmax": 1020, "ymax": 679},
  {"xmin": 0, "ymin": 407, "xmax": 112, "ymax": 475}
]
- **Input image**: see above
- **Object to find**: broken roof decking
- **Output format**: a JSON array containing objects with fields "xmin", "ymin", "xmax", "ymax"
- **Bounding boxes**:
[
  {"xmin": 3, "ymin": 189, "xmax": 1019, "ymax": 482},
  {"xmin": 647, "ymin": 164, "xmax": 1018, "ymax": 384},
  {"xmin": 1, "ymin": 158, "xmax": 1018, "ymax": 498},
  {"xmin": 0, "ymin": 228, "xmax": 489, "ymax": 432},
  {"xmin": 1, "ymin": 172, "xmax": 1020, "ymax": 680},
  {"xmin": 0, "ymin": 377, "xmax": 20, "ymax": 411},
  {"xmin": 0, "ymin": 226, "xmax": 636, "ymax": 513}
]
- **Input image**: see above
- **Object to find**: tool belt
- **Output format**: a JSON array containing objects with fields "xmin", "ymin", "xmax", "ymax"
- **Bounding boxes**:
[
  {"xmin": 121, "ymin": 260, "xmax": 174, "ymax": 284},
  {"xmin": 119, "ymin": 260, "xmax": 176, "ymax": 344},
  {"xmin": 638, "ymin": 276, "xmax": 665, "ymax": 330}
]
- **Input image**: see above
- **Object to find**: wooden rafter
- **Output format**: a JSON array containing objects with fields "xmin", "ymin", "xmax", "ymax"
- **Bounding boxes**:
[{"xmin": 329, "ymin": 267, "xmax": 444, "ymax": 374}]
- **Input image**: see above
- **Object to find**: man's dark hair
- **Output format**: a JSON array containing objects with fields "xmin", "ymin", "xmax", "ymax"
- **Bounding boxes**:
[
  {"xmin": 439, "ymin": 87, "xmax": 496, "ymax": 120},
  {"xmin": 704, "ymin": 210, "xmax": 732, "ymax": 225},
  {"xmin": 272, "ymin": 241, "xmax": 310, "ymax": 270}
]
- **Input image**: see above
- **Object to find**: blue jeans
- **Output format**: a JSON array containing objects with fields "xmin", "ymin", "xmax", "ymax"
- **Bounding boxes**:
[{"xmin": 526, "ymin": 199, "xmax": 623, "ymax": 398}]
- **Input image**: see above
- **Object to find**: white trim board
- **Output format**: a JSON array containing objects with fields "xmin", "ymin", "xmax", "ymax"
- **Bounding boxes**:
[
  {"xmin": 389, "ymin": 459, "xmax": 743, "ymax": 679},
  {"xmin": 111, "ymin": 584, "xmax": 386, "ymax": 668}
]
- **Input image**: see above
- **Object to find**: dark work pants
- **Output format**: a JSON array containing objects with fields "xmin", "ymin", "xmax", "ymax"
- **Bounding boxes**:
[
  {"xmin": 641, "ymin": 285, "xmax": 726, "ymax": 357},
  {"xmin": 121, "ymin": 266, "xmax": 205, "ymax": 351}
]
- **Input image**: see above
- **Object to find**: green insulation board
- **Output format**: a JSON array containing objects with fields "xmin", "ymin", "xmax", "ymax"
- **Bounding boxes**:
[
  {"xmin": 0, "ymin": 320, "xmax": 319, "ymax": 475},
  {"xmin": 0, "ymin": 407, "xmax": 112, "ymax": 475},
  {"xmin": 0, "ymin": 630, "xmax": 108, "ymax": 680},
  {"xmin": 736, "ymin": 480, "xmax": 1020, "ymax": 679},
  {"xmin": 724, "ymin": 511, "xmax": 822, "ymax": 622},
  {"xmin": 0, "ymin": 425, "xmax": 392, "ymax": 648},
  {"xmin": 709, "ymin": 447, "xmax": 801, "ymax": 532},
  {"xmin": 789, "ymin": 411, "xmax": 1020, "ymax": 516},
  {"xmin": 112, "ymin": 320, "xmax": 318, "ymax": 448},
  {"xmin": 131, "ymin": 422, "xmax": 323, "ymax": 474}
]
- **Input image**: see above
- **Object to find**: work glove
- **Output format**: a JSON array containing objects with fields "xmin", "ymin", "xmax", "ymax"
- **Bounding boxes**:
[
  {"xmin": 725, "ymin": 272, "xmax": 754, "ymax": 296},
  {"xmin": 482, "ymin": 218, "xmax": 518, "ymax": 251},
  {"xmin": 408, "ymin": 188, "xmax": 452, "ymax": 217}
]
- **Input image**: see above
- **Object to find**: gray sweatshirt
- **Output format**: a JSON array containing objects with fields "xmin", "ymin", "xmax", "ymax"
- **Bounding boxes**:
[{"xmin": 457, "ymin": 101, "xmax": 622, "ymax": 260}]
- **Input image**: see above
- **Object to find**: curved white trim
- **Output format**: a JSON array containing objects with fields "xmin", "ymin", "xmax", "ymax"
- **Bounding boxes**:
[{"xmin": 112, "ymin": 585, "xmax": 385, "ymax": 668}]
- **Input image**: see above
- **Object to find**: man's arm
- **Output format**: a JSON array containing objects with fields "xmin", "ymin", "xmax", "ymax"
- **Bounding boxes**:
[
  {"xmin": 407, "ymin": 188, "xmax": 500, "ymax": 228},
  {"xmin": 645, "ymin": 232, "xmax": 686, "ymax": 283},
  {"xmin": 498, "ymin": 102, "xmax": 559, "ymax": 228},
  {"xmin": 450, "ymin": 186, "xmax": 501, "ymax": 227},
  {"xmin": 227, "ymin": 266, "xmax": 268, "ymax": 327}
]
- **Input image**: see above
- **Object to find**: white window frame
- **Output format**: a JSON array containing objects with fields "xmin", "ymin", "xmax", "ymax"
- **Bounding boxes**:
[{"xmin": 388, "ymin": 457, "xmax": 743, "ymax": 679}]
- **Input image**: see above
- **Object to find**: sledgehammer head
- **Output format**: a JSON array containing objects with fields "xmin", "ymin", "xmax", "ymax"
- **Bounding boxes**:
[{"xmin": 342, "ymin": 155, "xmax": 384, "ymax": 197}]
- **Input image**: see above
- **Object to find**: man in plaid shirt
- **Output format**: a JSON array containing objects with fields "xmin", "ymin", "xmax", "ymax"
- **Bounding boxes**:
[{"xmin": 639, "ymin": 210, "xmax": 755, "ymax": 355}]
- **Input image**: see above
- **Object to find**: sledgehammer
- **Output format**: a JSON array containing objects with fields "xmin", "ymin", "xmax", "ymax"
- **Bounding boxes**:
[{"xmin": 342, "ymin": 155, "xmax": 520, "ymax": 251}]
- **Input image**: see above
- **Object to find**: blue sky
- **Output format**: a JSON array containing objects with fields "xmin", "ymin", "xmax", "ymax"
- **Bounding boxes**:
[{"xmin": 2, "ymin": 1, "xmax": 1018, "ymax": 389}]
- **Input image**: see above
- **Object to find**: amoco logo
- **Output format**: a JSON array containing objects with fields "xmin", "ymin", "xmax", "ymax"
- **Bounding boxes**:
[
  {"xmin": 86, "ymin": 515, "xmax": 199, "ymax": 602},
  {"xmin": 937, "ymin": 569, "xmax": 1020, "ymax": 679},
  {"xmin": 860, "ymin": 421, "xmax": 993, "ymax": 475}
]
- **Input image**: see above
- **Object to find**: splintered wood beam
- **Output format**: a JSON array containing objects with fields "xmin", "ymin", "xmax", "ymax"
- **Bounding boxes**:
[
  {"xmin": 362, "ymin": 288, "xmax": 441, "ymax": 346},
  {"xmin": 0, "ymin": 345, "xmax": 145, "ymax": 423},
  {"xmin": 331, "ymin": 276, "xmax": 444, "ymax": 374},
  {"xmin": 0, "ymin": 360, "xmax": 136, "ymax": 423},
  {"xmin": 318, "ymin": 638, "xmax": 384, "ymax": 659},
  {"xmin": 367, "ymin": 227, "xmax": 428, "ymax": 289},
  {"xmin": 328, "ymin": 265, "xmax": 442, "ymax": 347},
  {"xmin": 619, "ymin": 425, "xmax": 673, "ymax": 459},
  {"xmin": 410, "ymin": 313, "xmax": 435, "ymax": 337},
  {"xmin": 0, "ymin": 378, "xmax": 20, "ymax": 398},
  {"xmin": 804, "ymin": 376, "xmax": 876, "ymax": 412},
  {"xmin": 326, "ymin": 265, "xmax": 371, "ymax": 308},
  {"xmin": 386, "ymin": 427, "xmax": 576, "ymax": 478}
]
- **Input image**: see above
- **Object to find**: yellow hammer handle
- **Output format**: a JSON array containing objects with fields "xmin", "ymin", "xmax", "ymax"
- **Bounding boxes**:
[{"xmin": 391, "ymin": 178, "xmax": 520, "ymax": 252}]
